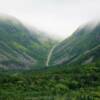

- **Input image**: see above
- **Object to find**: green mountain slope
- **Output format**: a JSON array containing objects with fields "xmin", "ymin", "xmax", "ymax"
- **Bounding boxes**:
[
  {"xmin": 49, "ymin": 21, "xmax": 100, "ymax": 65},
  {"xmin": 70, "ymin": 45, "xmax": 100, "ymax": 65},
  {"xmin": 0, "ymin": 15, "xmax": 54, "ymax": 69}
]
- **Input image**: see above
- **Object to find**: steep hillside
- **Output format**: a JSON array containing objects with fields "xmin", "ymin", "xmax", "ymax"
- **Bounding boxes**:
[
  {"xmin": 49, "ymin": 21, "xmax": 100, "ymax": 65},
  {"xmin": 0, "ymin": 15, "xmax": 54, "ymax": 69},
  {"xmin": 71, "ymin": 45, "xmax": 100, "ymax": 65}
]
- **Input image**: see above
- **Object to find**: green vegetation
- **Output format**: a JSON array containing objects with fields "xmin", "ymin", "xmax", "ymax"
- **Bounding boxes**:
[
  {"xmin": 0, "ymin": 15, "xmax": 55, "ymax": 69},
  {"xmin": 71, "ymin": 45, "xmax": 100, "ymax": 65},
  {"xmin": 0, "ymin": 61, "xmax": 100, "ymax": 100},
  {"xmin": 50, "ymin": 22, "xmax": 100, "ymax": 65},
  {"xmin": 0, "ymin": 15, "xmax": 100, "ymax": 100}
]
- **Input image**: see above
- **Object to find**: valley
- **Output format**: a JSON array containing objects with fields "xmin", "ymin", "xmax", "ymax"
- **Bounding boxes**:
[{"xmin": 0, "ymin": 15, "xmax": 100, "ymax": 100}]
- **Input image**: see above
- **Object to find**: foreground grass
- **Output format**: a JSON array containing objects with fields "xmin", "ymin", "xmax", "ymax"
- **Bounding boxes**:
[{"xmin": 0, "ymin": 62, "xmax": 100, "ymax": 100}]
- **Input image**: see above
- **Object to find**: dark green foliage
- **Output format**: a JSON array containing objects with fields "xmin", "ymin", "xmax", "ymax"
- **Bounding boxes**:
[{"xmin": 0, "ymin": 61, "xmax": 100, "ymax": 100}]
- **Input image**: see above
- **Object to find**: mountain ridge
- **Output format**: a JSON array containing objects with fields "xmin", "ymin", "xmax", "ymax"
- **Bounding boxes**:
[
  {"xmin": 0, "ymin": 15, "xmax": 55, "ymax": 69},
  {"xmin": 49, "ymin": 21, "xmax": 100, "ymax": 65}
]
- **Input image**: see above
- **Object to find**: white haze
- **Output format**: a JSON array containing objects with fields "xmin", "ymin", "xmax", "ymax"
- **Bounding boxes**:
[{"xmin": 0, "ymin": 0, "xmax": 100, "ymax": 39}]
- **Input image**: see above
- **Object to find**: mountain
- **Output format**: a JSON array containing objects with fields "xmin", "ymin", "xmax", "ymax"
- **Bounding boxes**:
[
  {"xmin": 71, "ymin": 45, "xmax": 100, "ymax": 65},
  {"xmin": 0, "ymin": 15, "xmax": 55, "ymax": 69},
  {"xmin": 49, "ymin": 21, "xmax": 100, "ymax": 65}
]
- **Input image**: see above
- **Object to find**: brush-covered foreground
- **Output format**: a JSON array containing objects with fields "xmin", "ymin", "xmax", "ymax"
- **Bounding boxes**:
[{"xmin": 0, "ymin": 61, "xmax": 100, "ymax": 100}]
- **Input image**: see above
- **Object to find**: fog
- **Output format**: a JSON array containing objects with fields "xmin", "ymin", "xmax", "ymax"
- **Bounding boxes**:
[{"xmin": 0, "ymin": 0, "xmax": 100, "ymax": 39}]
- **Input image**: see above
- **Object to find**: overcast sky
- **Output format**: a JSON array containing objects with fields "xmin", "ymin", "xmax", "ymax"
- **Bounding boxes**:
[{"xmin": 0, "ymin": 0, "xmax": 100, "ymax": 39}]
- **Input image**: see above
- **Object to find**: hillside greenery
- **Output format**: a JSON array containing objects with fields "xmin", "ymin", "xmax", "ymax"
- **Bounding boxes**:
[
  {"xmin": 0, "ymin": 61, "xmax": 100, "ymax": 100},
  {"xmin": 49, "ymin": 22, "xmax": 100, "ymax": 65},
  {"xmin": 0, "ymin": 15, "xmax": 100, "ymax": 100},
  {"xmin": 0, "ymin": 15, "xmax": 55, "ymax": 69}
]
